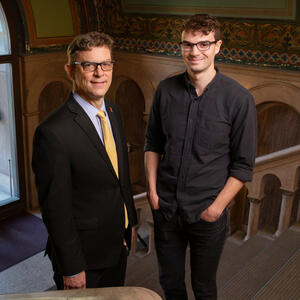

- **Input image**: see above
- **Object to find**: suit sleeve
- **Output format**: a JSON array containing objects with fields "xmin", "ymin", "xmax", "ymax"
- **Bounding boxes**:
[{"xmin": 32, "ymin": 125, "xmax": 86, "ymax": 276}]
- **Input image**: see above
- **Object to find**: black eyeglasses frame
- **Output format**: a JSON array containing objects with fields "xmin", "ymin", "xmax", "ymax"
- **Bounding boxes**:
[
  {"xmin": 72, "ymin": 60, "xmax": 115, "ymax": 72},
  {"xmin": 180, "ymin": 40, "xmax": 219, "ymax": 52}
]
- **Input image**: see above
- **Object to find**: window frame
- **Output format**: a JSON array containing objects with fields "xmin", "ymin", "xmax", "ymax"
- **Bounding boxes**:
[{"xmin": 0, "ymin": 0, "xmax": 26, "ymax": 219}]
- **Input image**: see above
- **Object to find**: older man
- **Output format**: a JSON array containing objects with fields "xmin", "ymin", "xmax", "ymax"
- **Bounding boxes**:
[{"xmin": 32, "ymin": 32, "xmax": 137, "ymax": 290}]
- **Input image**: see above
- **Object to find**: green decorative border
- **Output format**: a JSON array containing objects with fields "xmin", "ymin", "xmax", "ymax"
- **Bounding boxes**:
[
  {"xmin": 97, "ymin": 0, "xmax": 300, "ymax": 71},
  {"xmin": 114, "ymin": 37, "xmax": 300, "ymax": 71}
]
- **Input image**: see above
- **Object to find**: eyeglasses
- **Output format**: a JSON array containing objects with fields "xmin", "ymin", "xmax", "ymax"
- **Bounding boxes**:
[
  {"xmin": 73, "ymin": 61, "xmax": 115, "ymax": 72},
  {"xmin": 180, "ymin": 40, "xmax": 218, "ymax": 52}
]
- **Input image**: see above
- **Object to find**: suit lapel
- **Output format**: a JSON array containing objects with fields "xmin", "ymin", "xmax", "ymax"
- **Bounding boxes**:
[
  {"xmin": 67, "ymin": 96, "xmax": 118, "ymax": 179},
  {"xmin": 105, "ymin": 102, "xmax": 124, "ymax": 181}
]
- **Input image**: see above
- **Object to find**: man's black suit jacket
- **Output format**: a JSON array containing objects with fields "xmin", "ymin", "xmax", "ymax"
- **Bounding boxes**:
[{"xmin": 32, "ymin": 95, "xmax": 137, "ymax": 276}]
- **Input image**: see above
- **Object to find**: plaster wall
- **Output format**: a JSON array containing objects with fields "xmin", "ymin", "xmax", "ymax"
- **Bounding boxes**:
[
  {"xmin": 21, "ymin": 52, "xmax": 72, "ymax": 209},
  {"xmin": 22, "ymin": 51, "xmax": 300, "ymax": 209},
  {"xmin": 110, "ymin": 52, "xmax": 300, "ymax": 114}
]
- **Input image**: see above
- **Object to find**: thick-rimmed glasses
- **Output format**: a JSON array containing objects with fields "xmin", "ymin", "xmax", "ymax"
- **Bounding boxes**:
[
  {"xmin": 73, "ymin": 60, "xmax": 115, "ymax": 72},
  {"xmin": 180, "ymin": 40, "xmax": 218, "ymax": 52}
]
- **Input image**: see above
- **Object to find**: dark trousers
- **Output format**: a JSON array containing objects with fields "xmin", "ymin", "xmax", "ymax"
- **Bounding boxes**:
[
  {"xmin": 53, "ymin": 245, "xmax": 127, "ymax": 289},
  {"xmin": 153, "ymin": 209, "xmax": 228, "ymax": 300}
]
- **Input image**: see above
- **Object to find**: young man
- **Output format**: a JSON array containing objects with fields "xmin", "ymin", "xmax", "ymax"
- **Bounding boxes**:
[
  {"xmin": 145, "ymin": 14, "xmax": 257, "ymax": 299},
  {"xmin": 32, "ymin": 32, "xmax": 137, "ymax": 289}
]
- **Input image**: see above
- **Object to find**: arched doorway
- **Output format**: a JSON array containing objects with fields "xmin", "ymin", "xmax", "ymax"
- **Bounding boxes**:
[
  {"xmin": 115, "ymin": 79, "xmax": 146, "ymax": 194},
  {"xmin": 256, "ymin": 102, "xmax": 300, "ymax": 233},
  {"xmin": 259, "ymin": 174, "xmax": 282, "ymax": 234},
  {"xmin": 38, "ymin": 81, "xmax": 70, "ymax": 122},
  {"xmin": 257, "ymin": 102, "xmax": 300, "ymax": 156},
  {"xmin": 0, "ymin": 0, "xmax": 24, "ymax": 217}
]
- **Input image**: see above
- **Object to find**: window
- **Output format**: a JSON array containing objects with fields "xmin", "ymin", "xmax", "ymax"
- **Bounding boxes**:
[
  {"xmin": 0, "ymin": 2, "xmax": 19, "ymax": 205},
  {"xmin": 0, "ymin": 3, "xmax": 10, "ymax": 54}
]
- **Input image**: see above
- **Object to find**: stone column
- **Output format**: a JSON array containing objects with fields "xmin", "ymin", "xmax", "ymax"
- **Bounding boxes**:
[
  {"xmin": 244, "ymin": 197, "xmax": 262, "ymax": 241},
  {"xmin": 275, "ymin": 189, "xmax": 295, "ymax": 237},
  {"xmin": 297, "ymin": 197, "xmax": 300, "ymax": 222}
]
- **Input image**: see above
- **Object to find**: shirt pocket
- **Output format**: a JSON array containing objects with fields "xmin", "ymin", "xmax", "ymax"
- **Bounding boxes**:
[{"xmin": 198, "ymin": 121, "xmax": 231, "ymax": 150}]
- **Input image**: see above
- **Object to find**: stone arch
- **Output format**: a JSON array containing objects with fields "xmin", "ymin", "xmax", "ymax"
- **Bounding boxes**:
[
  {"xmin": 259, "ymin": 174, "xmax": 282, "ymax": 234},
  {"xmin": 115, "ymin": 79, "xmax": 145, "ymax": 143},
  {"xmin": 26, "ymin": 73, "xmax": 72, "ymax": 116},
  {"xmin": 110, "ymin": 74, "xmax": 155, "ymax": 114},
  {"xmin": 24, "ymin": 53, "xmax": 70, "ymax": 114},
  {"xmin": 250, "ymin": 82, "xmax": 300, "ymax": 114},
  {"xmin": 261, "ymin": 172, "xmax": 282, "ymax": 199},
  {"xmin": 256, "ymin": 101, "xmax": 300, "ymax": 156},
  {"xmin": 23, "ymin": 52, "xmax": 71, "ymax": 209},
  {"xmin": 246, "ymin": 145, "xmax": 300, "ymax": 200},
  {"xmin": 38, "ymin": 81, "xmax": 71, "ymax": 122},
  {"xmin": 280, "ymin": 158, "xmax": 300, "ymax": 193},
  {"xmin": 111, "ymin": 76, "xmax": 146, "ymax": 194}
]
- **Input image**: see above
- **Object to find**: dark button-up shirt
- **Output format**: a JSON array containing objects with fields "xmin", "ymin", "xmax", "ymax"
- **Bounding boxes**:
[{"xmin": 145, "ymin": 69, "xmax": 257, "ymax": 223}]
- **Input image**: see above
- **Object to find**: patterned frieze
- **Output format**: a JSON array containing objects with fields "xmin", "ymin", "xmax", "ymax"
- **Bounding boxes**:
[{"xmin": 98, "ymin": 0, "xmax": 300, "ymax": 71}]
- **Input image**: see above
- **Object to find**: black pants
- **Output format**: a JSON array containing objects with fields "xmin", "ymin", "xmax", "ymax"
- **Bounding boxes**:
[
  {"xmin": 53, "ymin": 245, "xmax": 127, "ymax": 289},
  {"xmin": 153, "ymin": 209, "xmax": 228, "ymax": 300}
]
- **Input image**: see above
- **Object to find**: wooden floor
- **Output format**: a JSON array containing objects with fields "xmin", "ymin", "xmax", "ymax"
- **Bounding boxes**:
[
  {"xmin": 0, "ymin": 223, "xmax": 298, "ymax": 299},
  {"xmin": 126, "ymin": 225, "xmax": 300, "ymax": 300}
]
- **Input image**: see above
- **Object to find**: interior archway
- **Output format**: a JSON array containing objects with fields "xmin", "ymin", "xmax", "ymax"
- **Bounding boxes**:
[
  {"xmin": 115, "ymin": 79, "xmax": 146, "ymax": 194},
  {"xmin": 259, "ymin": 174, "xmax": 282, "ymax": 234},
  {"xmin": 257, "ymin": 102, "xmax": 300, "ymax": 156},
  {"xmin": 38, "ymin": 81, "xmax": 70, "ymax": 122}
]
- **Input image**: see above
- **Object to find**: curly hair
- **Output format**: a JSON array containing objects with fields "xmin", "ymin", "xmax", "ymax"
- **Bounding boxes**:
[
  {"xmin": 67, "ymin": 32, "xmax": 114, "ymax": 63},
  {"xmin": 183, "ymin": 14, "xmax": 221, "ymax": 40}
]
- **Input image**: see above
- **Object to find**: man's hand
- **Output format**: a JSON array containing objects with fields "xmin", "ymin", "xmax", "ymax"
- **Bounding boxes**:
[
  {"xmin": 200, "ymin": 204, "xmax": 222, "ymax": 222},
  {"xmin": 147, "ymin": 191, "xmax": 160, "ymax": 210},
  {"xmin": 145, "ymin": 151, "xmax": 160, "ymax": 210},
  {"xmin": 63, "ymin": 271, "xmax": 86, "ymax": 289},
  {"xmin": 201, "ymin": 177, "xmax": 244, "ymax": 222},
  {"xmin": 123, "ymin": 238, "xmax": 128, "ymax": 253}
]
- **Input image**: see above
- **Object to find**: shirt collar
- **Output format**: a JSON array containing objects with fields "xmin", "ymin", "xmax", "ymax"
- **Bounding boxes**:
[
  {"xmin": 73, "ymin": 92, "xmax": 107, "ymax": 116},
  {"xmin": 184, "ymin": 67, "xmax": 220, "ymax": 95}
]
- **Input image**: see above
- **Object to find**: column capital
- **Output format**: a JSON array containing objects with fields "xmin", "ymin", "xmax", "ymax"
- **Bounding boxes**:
[
  {"xmin": 280, "ymin": 189, "xmax": 294, "ymax": 197},
  {"xmin": 143, "ymin": 112, "xmax": 149, "ymax": 123},
  {"xmin": 248, "ymin": 197, "xmax": 262, "ymax": 204}
]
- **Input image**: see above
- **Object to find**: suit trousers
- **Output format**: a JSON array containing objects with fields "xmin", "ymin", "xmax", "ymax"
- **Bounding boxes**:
[
  {"xmin": 152, "ymin": 209, "xmax": 228, "ymax": 300},
  {"xmin": 53, "ymin": 245, "xmax": 127, "ymax": 289}
]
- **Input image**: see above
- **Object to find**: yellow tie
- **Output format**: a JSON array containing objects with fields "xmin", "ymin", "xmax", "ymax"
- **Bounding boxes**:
[{"xmin": 97, "ymin": 110, "xmax": 128, "ymax": 228}]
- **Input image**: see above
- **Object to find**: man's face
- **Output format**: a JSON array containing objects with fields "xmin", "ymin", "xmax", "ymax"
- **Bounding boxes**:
[
  {"xmin": 181, "ymin": 30, "xmax": 222, "ymax": 75},
  {"xmin": 65, "ymin": 46, "xmax": 113, "ymax": 103}
]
